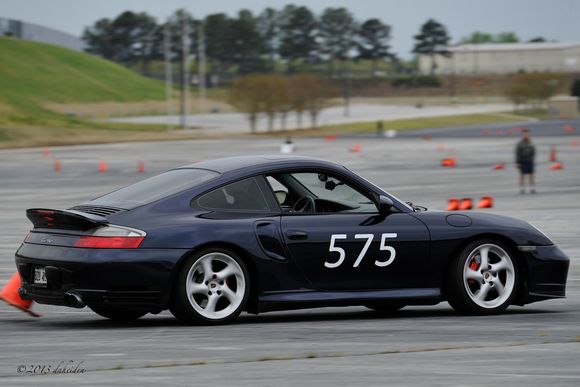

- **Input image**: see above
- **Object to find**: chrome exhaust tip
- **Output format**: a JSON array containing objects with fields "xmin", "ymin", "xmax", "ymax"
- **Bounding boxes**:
[{"xmin": 64, "ymin": 291, "xmax": 85, "ymax": 308}]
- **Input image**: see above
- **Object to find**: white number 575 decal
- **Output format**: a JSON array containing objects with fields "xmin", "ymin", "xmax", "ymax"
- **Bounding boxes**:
[{"xmin": 324, "ymin": 233, "xmax": 397, "ymax": 269}]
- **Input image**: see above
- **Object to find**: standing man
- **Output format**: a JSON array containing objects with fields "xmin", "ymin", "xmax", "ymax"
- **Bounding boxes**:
[{"xmin": 515, "ymin": 129, "xmax": 536, "ymax": 194}]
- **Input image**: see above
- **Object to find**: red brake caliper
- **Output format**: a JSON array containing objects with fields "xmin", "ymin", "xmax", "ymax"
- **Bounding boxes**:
[
  {"xmin": 469, "ymin": 259, "xmax": 479, "ymax": 271},
  {"xmin": 468, "ymin": 258, "xmax": 479, "ymax": 286}
]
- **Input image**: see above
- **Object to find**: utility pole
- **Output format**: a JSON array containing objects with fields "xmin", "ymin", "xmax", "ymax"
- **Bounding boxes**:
[
  {"xmin": 197, "ymin": 21, "xmax": 206, "ymax": 115},
  {"xmin": 163, "ymin": 25, "xmax": 173, "ymax": 129},
  {"xmin": 344, "ymin": 54, "xmax": 352, "ymax": 117},
  {"xmin": 181, "ymin": 21, "xmax": 191, "ymax": 130}
]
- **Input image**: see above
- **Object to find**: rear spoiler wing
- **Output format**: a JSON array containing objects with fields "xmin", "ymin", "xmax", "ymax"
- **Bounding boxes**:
[{"xmin": 26, "ymin": 208, "xmax": 108, "ymax": 231}]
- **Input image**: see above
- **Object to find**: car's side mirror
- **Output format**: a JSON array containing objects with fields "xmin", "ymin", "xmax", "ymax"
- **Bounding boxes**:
[{"xmin": 378, "ymin": 195, "xmax": 394, "ymax": 214}]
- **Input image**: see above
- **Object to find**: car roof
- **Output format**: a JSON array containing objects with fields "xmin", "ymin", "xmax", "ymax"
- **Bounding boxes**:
[{"xmin": 176, "ymin": 155, "xmax": 342, "ymax": 174}]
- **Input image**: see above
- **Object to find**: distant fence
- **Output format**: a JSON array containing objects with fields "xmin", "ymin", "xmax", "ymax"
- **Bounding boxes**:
[{"xmin": 0, "ymin": 17, "xmax": 84, "ymax": 51}]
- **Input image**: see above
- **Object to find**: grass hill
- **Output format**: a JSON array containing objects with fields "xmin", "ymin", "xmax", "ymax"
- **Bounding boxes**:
[
  {"xmin": 0, "ymin": 37, "xmax": 177, "ymax": 147},
  {"xmin": 0, "ymin": 38, "xmax": 165, "ymax": 105}
]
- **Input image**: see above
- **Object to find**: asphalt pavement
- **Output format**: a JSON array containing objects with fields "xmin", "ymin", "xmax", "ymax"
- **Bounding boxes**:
[
  {"xmin": 106, "ymin": 103, "xmax": 513, "ymax": 134},
  {"xmin": 0, "ymin": 124, "xmax": 579, "ymax": 386}
]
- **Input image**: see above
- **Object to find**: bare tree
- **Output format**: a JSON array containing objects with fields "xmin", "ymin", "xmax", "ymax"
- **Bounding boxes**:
[
  {"xmin": 228, "ymin": 76, "xmax": 263, "ymax": 132},
  {"xmin": 303, "ymin": 75, "xmax": 330, "ymax": 128}
]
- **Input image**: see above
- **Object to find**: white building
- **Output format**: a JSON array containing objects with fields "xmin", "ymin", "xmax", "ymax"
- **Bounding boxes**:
[
  {"xmin": 419, "ymin": 42, "xmax": 580, "ymax": 75},
  {"xmin": 0, "ymin": 18, "xmax": 84, "ymax": 51}
]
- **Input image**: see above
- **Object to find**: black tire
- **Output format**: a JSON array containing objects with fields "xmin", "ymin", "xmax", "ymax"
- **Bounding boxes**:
[
  {"xmin": 89, "ymin": 305, "xmax": 147, "ymax": 321},
  {"xmin": 365, "ymin": 303, "xmax": 406, "ymax": 313},
  {"xmin": 169, "ymin": 247, "xmax": 250, "ymax": 325},
  {"xmin": 446, "ymin": 239, "xmax": 518, "ymax": 315}
]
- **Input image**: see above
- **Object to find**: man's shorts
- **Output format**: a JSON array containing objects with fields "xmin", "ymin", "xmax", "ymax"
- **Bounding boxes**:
[{"xmin": 520, "ymin": 161, "xmax": 535, "ymax": 174}]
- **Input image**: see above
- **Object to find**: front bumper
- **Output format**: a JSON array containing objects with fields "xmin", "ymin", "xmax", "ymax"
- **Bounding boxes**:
[
  {"xmin": 521, "ymin": 244, "xmax": 569, "ymax": 303},
  {"xmin": 15, "ymin": 243, "xmax": 189, "ymax": 311}
]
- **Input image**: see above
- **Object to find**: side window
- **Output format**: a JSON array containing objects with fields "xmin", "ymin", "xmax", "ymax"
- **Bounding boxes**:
[
  {"xmin": 268, "ymin": 172, "xmax": 378, "ymax": 213},
  {"xmin": 197, "ymin": 177, "xmax": 272, "ymax": 212},
  {"xmin": 292, "ymin": 173, "xmax": 377, "ymax": 213}
]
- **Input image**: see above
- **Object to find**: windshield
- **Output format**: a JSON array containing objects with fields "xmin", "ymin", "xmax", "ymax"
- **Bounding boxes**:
[{"xmin": 89, "ymin": 169, "xmax": 219, "ymax": 208}]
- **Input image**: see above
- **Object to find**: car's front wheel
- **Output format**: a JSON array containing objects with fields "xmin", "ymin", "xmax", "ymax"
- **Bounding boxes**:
[
  {"xmin": 447, "ymin": 240, "xmax": 518, "ymax": 315},
  {"xmin": 170, "ymin": 248, "xmax": 250, "ymax": 324},
  {"xmin": 89, "ymin": 305, "xmax": 147, "ymax": 321}
]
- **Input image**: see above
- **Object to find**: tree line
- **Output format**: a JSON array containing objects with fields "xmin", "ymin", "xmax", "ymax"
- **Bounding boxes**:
[
  {"xmin": 83, "ymin": 6, "xmax": 395, "ymax": 76},
  {"xmin": 228, "ymin": 73, "xmax": 332, "ymax": 132},
  {"xmin": 503, "ymin": 73, "xmax": 562, "ymax": 110},
  {"xmin": 461, "ymin": 31, "xmax": 548, "ymax": 44},
  {"xmin": 83, "ymin": 6, "xmax": 456, "ymax": 78}
]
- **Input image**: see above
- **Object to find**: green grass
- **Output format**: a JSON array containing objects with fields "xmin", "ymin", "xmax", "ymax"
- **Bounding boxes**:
[
  {"xmin": 0, "ymin": 37, "xmax": 177, "ymax": 147},
  {"xmin": 256, "ymin": 112, "xmax": 529, "ymax": 137},
  {"xmin": 510, "ymin": 108, "xmax": 550, "ymax": 120},
  {"xmin": 332, "ymin": 112, "xmax": 527, "ymax": 133},
  {"xmin": 0, "ymin": 37, "xmax": 165, "ymax": 105}
]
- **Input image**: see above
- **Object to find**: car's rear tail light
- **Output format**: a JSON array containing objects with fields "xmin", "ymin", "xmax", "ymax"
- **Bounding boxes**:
[
  {"xmin": 74, "ymin": 225, "xmax": 146, "ymax": 249},
  {"xmin": 74, "ymin": 236, "xmax": 144, "ymax": 249}
]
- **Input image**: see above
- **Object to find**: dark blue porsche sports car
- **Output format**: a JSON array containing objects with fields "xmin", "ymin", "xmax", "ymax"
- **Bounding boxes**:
[{"xmin": 15, "ymin": 156, "xmax": 569, "ymax": 324}]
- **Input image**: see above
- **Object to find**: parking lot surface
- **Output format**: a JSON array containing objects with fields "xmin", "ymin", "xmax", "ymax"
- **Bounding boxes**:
[{"xmin": 1, "ymin": 128, "xmax": 578, "ymax": 385}]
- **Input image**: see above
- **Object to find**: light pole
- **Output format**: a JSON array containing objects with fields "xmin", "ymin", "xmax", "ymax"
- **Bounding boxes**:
[
  {"xmin": 163, "ymin": 25, "xmax": 173, "ymax": 129},
  {"xmin": 344, "ymin": 54, "xmax": 352, "ymax": 117},
  {"xmin": 197, "ymin": 21, "xmax": 206, "ymax": 115},
  {"xmin": 181, "ymin": 21, "xmax": 191, "ymax": 130}
]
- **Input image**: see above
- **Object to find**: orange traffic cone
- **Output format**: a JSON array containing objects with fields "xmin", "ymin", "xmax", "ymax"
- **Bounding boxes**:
[
  {"xmin": 458, "ymin": 198, "xmax": 473, "ymax": 210},
  {"xmin": 571, "ymin": 139, "xmax": 578, "ymax": 148},
  {"xmin": 53, "ymin": 159, "xmax": 61, "ymax": 172},
  {"xmin": 138, "ymin": 160, "xmax": 145, "ymax": 173},
  {"xmin": 564, "ymin": 124, "xmax": 575, "ymax": 134},
  {"xmin": 441, "ymin": 157, "xmax": 457, "ymax": 167},
  {"xmin": 493, "ymin": 163, "xmax": 505, "ymax": 170},
  {"xmin": 549, "ymin": 162, "xmax": 563, "ymax": 170},
  {"xmin": 98, "ymin": 160, "xmax": 108, "ymax": 173},
  {"xmin": 350, "ymin": 143, "xmax": 362, "ymax": 153},
  {"xmin": 324, "ymin": 134, "xmax": 337, "ymax": 142},
  {"xmin": 477, "ymin": 196, "xmax": 494, "ymax": 209},
  {"xmin": 446, "ymin": 198, "xmax": 460, "ymax": 211},
  {"xmin": 549, "ymin": 145, "xmax": 557, "ymax": 162},
  {"xmin": 0, "ymin": 273, "xmax": 40, "ymax": 317},
  {"xmin": 42, "ymin": 148, "xmax": 52, "ymax": 158}
]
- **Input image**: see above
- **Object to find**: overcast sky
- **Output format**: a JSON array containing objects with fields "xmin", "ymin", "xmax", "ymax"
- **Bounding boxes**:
[{"xmin": 3, "ymin": 0, "xmax": 579, "ymax": 57}]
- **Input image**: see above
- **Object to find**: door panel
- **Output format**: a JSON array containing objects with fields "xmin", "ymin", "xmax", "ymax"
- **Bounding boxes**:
[
  {"xmin": 281, "ymin": 213, "xmax": 430, "ymax": 290},
  {"xmin": 254, "ymin": 219, "xmax": 287, "ymax": 262}
]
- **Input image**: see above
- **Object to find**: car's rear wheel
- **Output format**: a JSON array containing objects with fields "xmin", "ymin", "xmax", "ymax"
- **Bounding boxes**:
[
  {"xmin": 447, "ymin": 240, "xmax": 518, "ymax": 315},
  {"xmin": 89, "ymin": 305, "xmax": 147, "ymax": 321},
  {"xmin": 170, "ymin": 248, "xmax": 250, "ymax": 325}
]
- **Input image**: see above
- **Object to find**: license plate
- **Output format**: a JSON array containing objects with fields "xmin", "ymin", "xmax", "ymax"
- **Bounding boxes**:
[{"xmin": 33, "ymin": 267, "xmax": 47, "ymax": 286}]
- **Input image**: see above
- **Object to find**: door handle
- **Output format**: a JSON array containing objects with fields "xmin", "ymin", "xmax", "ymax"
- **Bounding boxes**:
[{"xmin": 287, "ymin": 230, "xmax": 308, "ymax": 240}]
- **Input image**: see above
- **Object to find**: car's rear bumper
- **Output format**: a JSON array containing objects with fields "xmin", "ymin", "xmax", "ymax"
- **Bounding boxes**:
[
  {"xmin": 18, "ymin": 287, "xmax": 163, "ymax": 311},
  {"xmin": 15, "ymin": 243, "xmax": 189, "ymax": 311},
  {"xmin": 522, "ymin": 244, "xmax": 569, "ymax": 303}
]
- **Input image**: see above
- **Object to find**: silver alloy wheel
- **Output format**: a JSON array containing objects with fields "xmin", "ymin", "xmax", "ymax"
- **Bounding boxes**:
[
  {"xmin": 463, "ymin": 243, "xmax": 515, "ymax": 309},
  {"xmin": 185, "ymin": 252, "xmax": 246, "ymax": 320}
]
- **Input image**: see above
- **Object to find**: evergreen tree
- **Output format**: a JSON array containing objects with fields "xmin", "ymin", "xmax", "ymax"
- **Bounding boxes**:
[
  {"xmin": 357, "ymin": 18, "xmax": 392, "ymax": 75},
  {"xmin": 278, "ymin": 6, "xmax": 318, "ymax": 71},
  {"xmin": 412, "ymin": 19, "xmax": 451, "ymax": 75}
]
